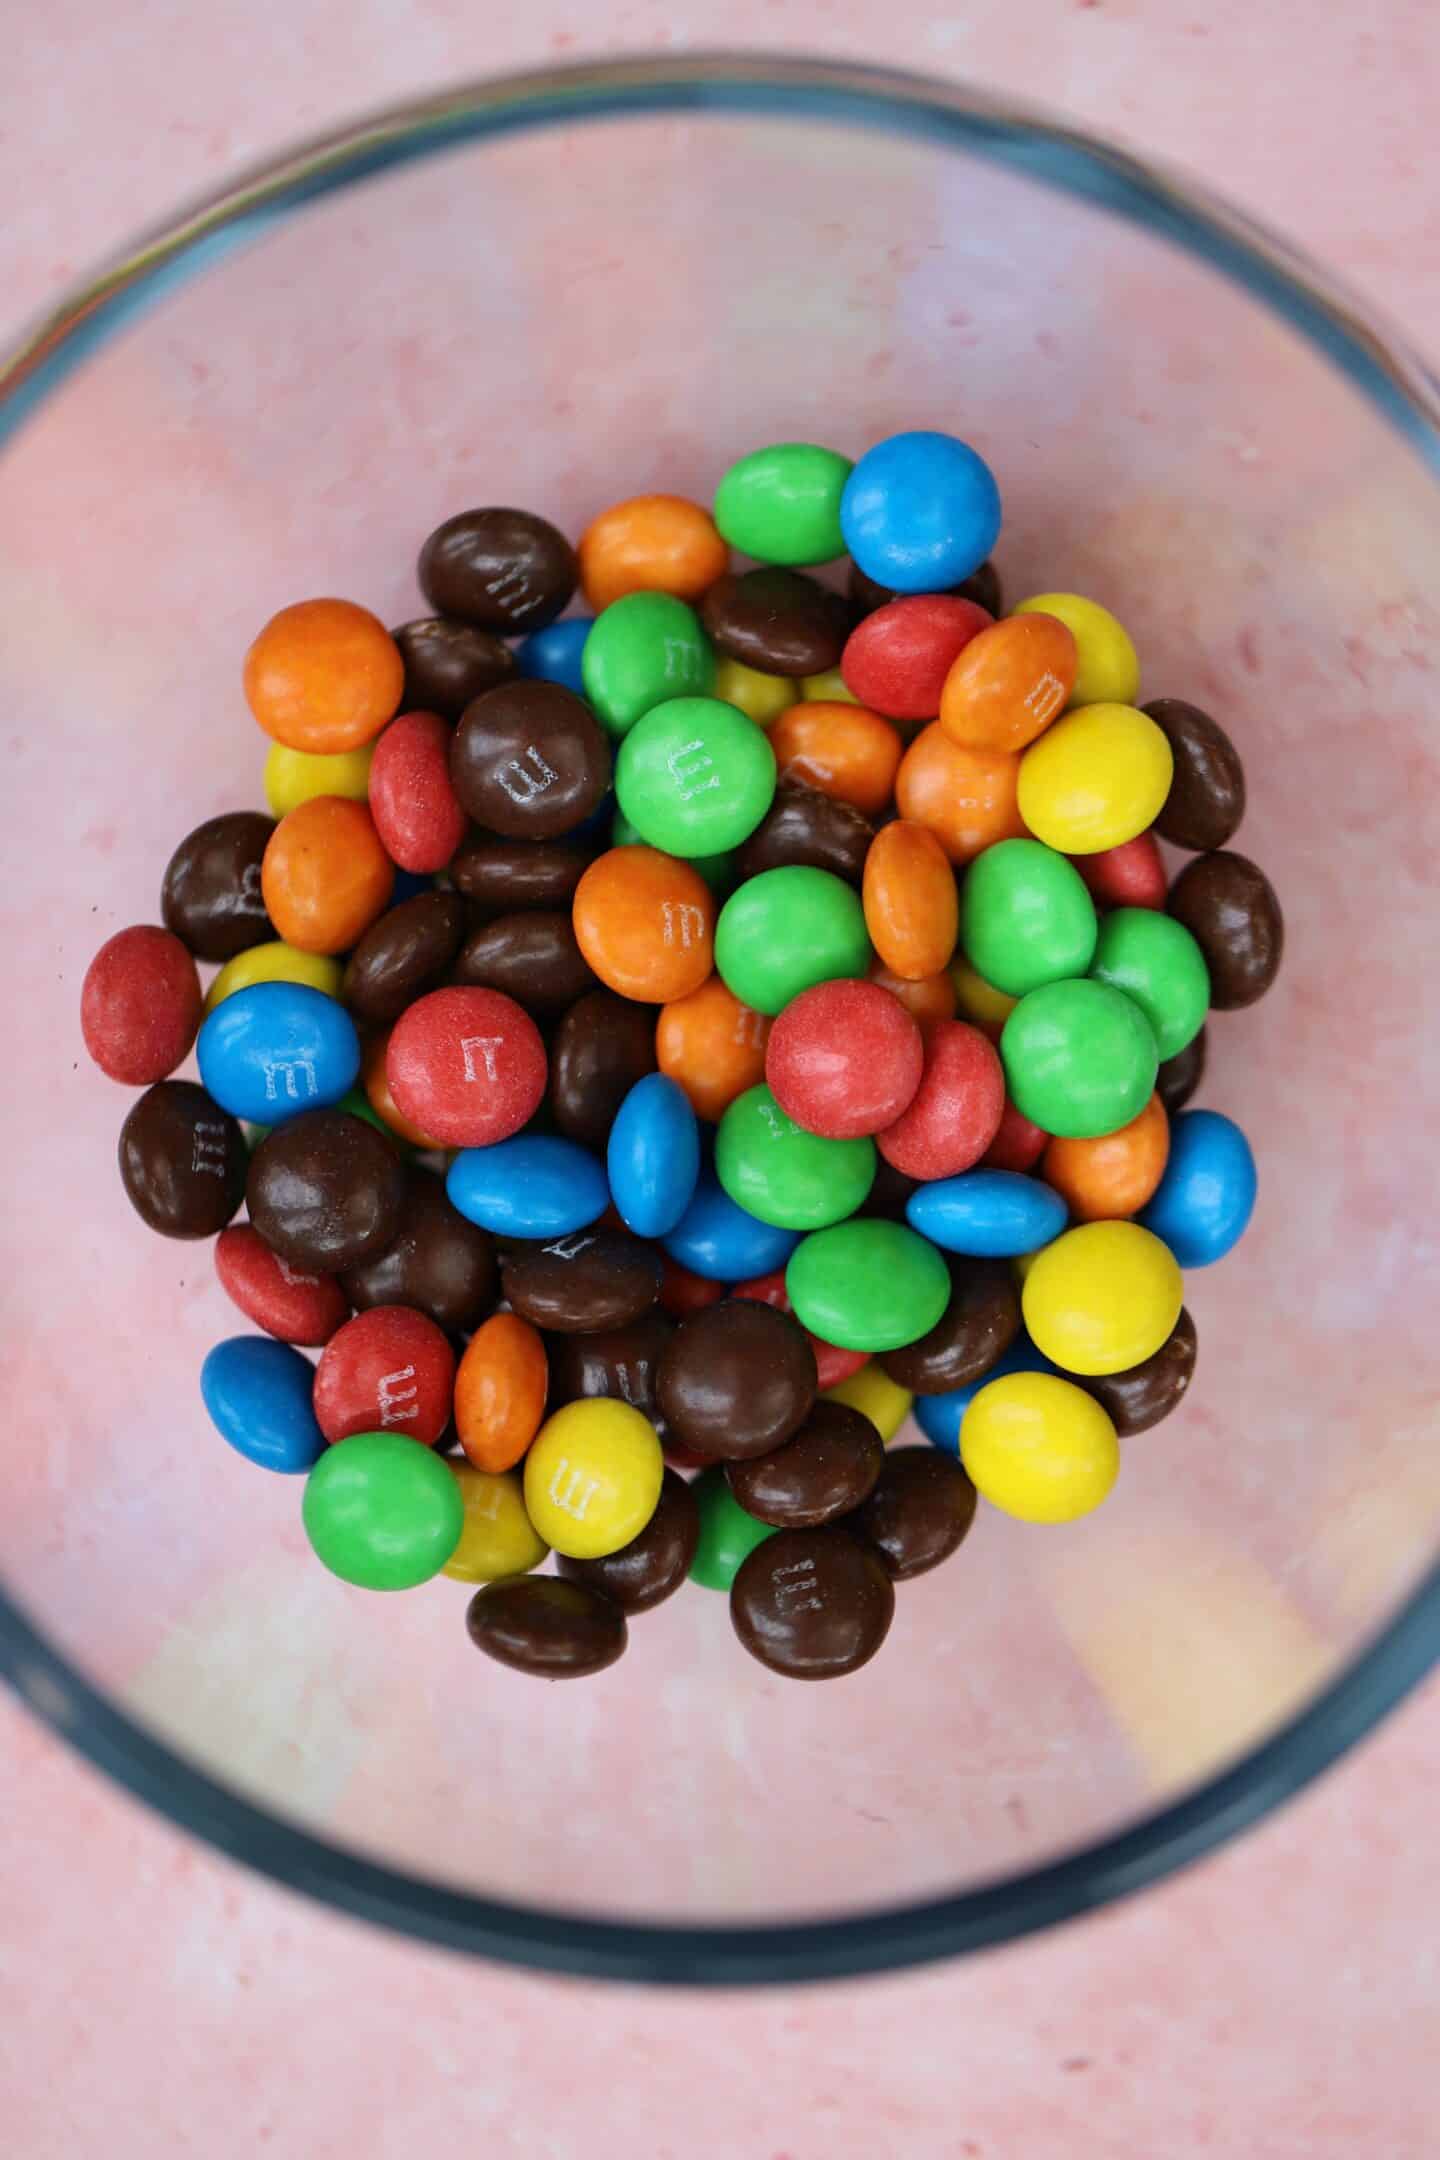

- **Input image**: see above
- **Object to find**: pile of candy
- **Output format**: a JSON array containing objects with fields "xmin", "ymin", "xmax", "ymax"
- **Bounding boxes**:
[{"xmin": 80, "ymin": 430, "xmax": 1282, "ymax": 1682}]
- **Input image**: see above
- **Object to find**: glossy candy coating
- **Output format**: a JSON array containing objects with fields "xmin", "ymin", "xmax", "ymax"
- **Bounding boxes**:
[
  {"xmin": 200, "ymin": 1336, "xmax": 327, "ymax": 1473},
  {"xmin": 524, "ymin": 1397, "xmax": 664, "ymax": 1559},
  {"xmin": 1018, "ymin": 703, "xmax": 1173, "ymax": 854},
  {"xmin": 849, "ymin": 1447, "xmax": 978, "ymax": 1580},
  {"xmin": 768, "ymin": 701, "xmax": 903, "ymax": 819},
  {"xmin": 701, "ymin": 568, "xmax": 851, "ymax": 677},
  {"xmin": 906, "ymin": 1169, "xmax": 1068, "ymax": 1258},
  {"xmin": 1144, "ymin": 698, "xmax": 1246, "ymax": 850},
  {"xmin": 1157, "ymin": 1027, "xmax": 1207, "ymax": 1114},
  {"xmin": 713, "ymin": 442, "xmax": 852, "ymax": 566},
  {"xmin": 393, "ymin": 616, "xmax": 516, "ymax": 718},
  {"xmin": 341, "ymin": 1168, "xmax": 498, "ymax": 1334},
  {"xmin": 442, "ymin": 1464, "xmax": 549, "ymax": 1585},
  {"xmin": 787, "ymin": 1220, "xmax": 950, "ymax": 1353},
  {"xmin": 715, "ymin": 866, "xmax": 870, "ymax": 1016},
  {"xmin": 579, "ymin": 493, "xmax": 728, "ymax": 611},
  {"xmin": 726, "ymin": 1402, "xmax": 884, "ymax": 1529},
  {"xmin": 244, "ymin": 598, "xmax": 403, "ymax": 755},
  {"xmin": 669, "ymin": 1175, "xmax": 811, "ymax": 1270},
  {"xmin": 581, "ymin": 592, "xmax": 715, "ymax": 739},
  {"xmin": 840, "ymin": 431, "xmax": 1001, "ymax": 594},
  {"xmin": 204, "ymin": 941, "xmax": 343, "ymax": 1015},
  {"xmin": 823, "ymin": 1362, "xmax": 914, "ymax": 1444},
  {"xmin": 607, "ymin": 1073, "xmax": 700, "ymax": 1238},
  {"xmin": 418, "ymin": 508, "xmax": 577, "ymax": 633},
  {"xmin": 572, "ymin": 846, "xmax": 715, "ymax": 1003},
  {"xmin": 453, "ymin": 1312, "xmax": 549, "ymax": 1473},
  {"xmin": 894, "ymin": 726, "xmax": 1026, "ymax": 865},
  {"xmin": 880, "ymin": 1256, "xmax": 1020, "ymax": 1394},
  {"xmin": 161, "ymin": 813, "xmax": 275, "ymax": 961},
  {"xmin": 861, "ymin": 820, "xmax": 959, "ymax": 981},
  {"xmin": 717, "ymin": 1084, "xmax": 875, "ymax": 1230},
  {"xmin": 841, "ymin": 594, "xmax": 992, "ymax": 722},
  {"xmin": 1012, "ymin": 593, "xmax": 1139, "ymax": 709},
  {"xmin": 385, "ymin": 986, "xmax": 546, "ymax": 1148},
  {"xmin": 197, "ymin": 981, "xmax": 360, "ymax": 1125},
  {"xmin": 466, "ymin": 1577, "xmax": 626, "ymax": 1677},
  {"xmin": 341, "ymin": 892, "xmax": 467, "ymax": 1025},
  {"xmin": 313, "ymin": 1305, "xmax": 455, "ymax": 1447},
  {"xmin": 1073, "ymin": 832, "xmax": 1168, "ymax": 911},
  {"xmin": 876, "ymin": 1019, "xmax": 1004, "ymax": 1180},
  {"xmin": 911, "ymin": 1334, "xmax": 1057, "ymax": 1453},
  {"xmin": 367, "ymin": 710, "xmax": 466, "ymax": 872},
  {"xmin": 657, "ymin": 1299, "xmax": 817, "ymax": 1461},
  {"xmin": 82, "ymin": 926, "xmax": 203, "ymax": 1084},
  {"xmin": 938, "ymin": 610, "xmax": 1076, "ymax": 753},
  {"xmin": 615, "ymin": 694, "xmax": 776, "ymax": 856},
  {"xmin": 261, "ymin": 797, "xmax": 394, "ymax": 955},
  {"xmin": 264, "ymin": 742, "xmax": 374, "ymax": 819},
  {"xmin": 1000, "ymin": 979, "xmax": 1158, "ymax": 1139},
  {"xmin": 1082, "ymin": 1307, "xmax": 1197, "ymax": 1435},
  {"xmin": 247, "ymin": 1107, "xmax": 407, "ymax": 1270},
  {"xmin": 303, "ymin": 1429, "xmax": 463, "ymax": 1588},
  {"xmin": 119, "ymin": 1081, "xmax": 247, "ymax": 1236},
  {"xmin": 447, "ymin": 1136, "xmax": 609, "ymax": 1240},
  {"xmin": 689, "ymin": 1469, "xmax": 778, "ymax": 1591},
  {"xmin": 1139, "ymin": 1108, "xmax": 1257, "ymax": 1266},
  {"xmin": 655, "ymin": 974, "xmax": 770, "ymax": 1123},
  {"xmin": 215, "ymin": 1224, "xmax": 349, "ymax": 1345},
  {"xmin": 1089, "ymin": 907, "xmax": 1209, "ymax": 1062},
  {"xmin": 868, "ymin": 960, "xmax": 956, "ymax": 1029},
  {"xmin": 1043, "ymin": 1092, "xmax": 1169, "ymax": 1222},
  {"xmin": 1166, "ymin": 850, "xmax": 1283, "ymax": 1009},
  {"xmin": 450, "ymin": 834, "xmax": 591, "ymax": 911},
  {"xmin": 1023, "ymin": 1220, "xmax": 1183, "ymax": 1375},
  {"xmin": 557, "ymin": 1466, "xmax": 699, "ymax": 1612},
  {"xmin": 730, "ymin": 1527, "xmax": 895, "ymax": 1680},
  {"xmin": 515, "ymin": 616, "xmax": 593, "ymax": 697},
  {"xmin": 765, "ymin": 978, "xmax": 923, "ymax": 1140},
  {"xmin": 449, "ymin": 680, "xmax": 609, "ymax": 839},
  {"xmin": 960, "ymin": 838, "xmax": 1097, "ymax": 999},
  {"xmin": 960, "ymin": 1371, "xmax": 1119, "ymax": 1523},
  {"xmin": 735, "ymin": 784, "xmax": 874, "ymax": 888},
  {"xmin": 546, "ymin": 1307, "xmax": 675, "ymax": 1422},
  {"xmin": 550, "ymin": 989, "xmax": 658, "ymax": 1147},
  {"xmin": 453, "ymin": 911, "xmax": 597, "ymax": 1014},
  {"xmin": 501, "ymin": 1229, "xmax": 661, "ymax": 1333},
  {"xmin": 713, "ymin": 657, "xmax": 794, "ymax": 727}
]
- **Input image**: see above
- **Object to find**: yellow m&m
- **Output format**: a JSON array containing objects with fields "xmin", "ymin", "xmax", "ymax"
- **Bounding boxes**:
[
  {"xmin": 1012, "ymin": 592, "xmax": 1139, "ymax": 709},
  {"xmin": 1017, "ymin": 703, "xmax": 1173, "ymax": 854},
  {"xmin": 1022, "ymin": 1220, "xmax": 1182, "ymax": 1376},
  {"xmin": 263, "ymin": 740, "xmax": 375, "ymax": 818},
  {"xmin": 524, "ymin": 1399, "xmax": 664, "ymax": 1559},
  {"xmin": 961, "ymin": 1371, "xmax": 1119, "ymax": 1523},
  {"xmin": 443, "ymin": 1464, "xmax": 550, "ymax": 1584},
  {"xmin": 824, "ymin": 1362, "xmax": 914, "ymax": 1443},
  {"xmin": 203, "ymin": 939, "xmax": 344, "ymax": 1014},
  {"xmin": 713, "ymin": 657, "xmax": 794, "ymax": 727}
]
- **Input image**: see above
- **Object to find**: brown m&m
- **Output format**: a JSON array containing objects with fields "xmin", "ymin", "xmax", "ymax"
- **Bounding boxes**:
[
  {"xmin": 247, "ymin": 1107, "xmax": 407, "ymax": 1270},
  {"xmin": 418, "ymin": 507, "xmax": 578, "ymax": 633},
  {"xmin": 119, "ymin": 1081, "xmax": 248, "ymax": 1237},
  {"xmin": 730, "ymin": 1528, "xmax": 895, "ymax": 1679},
  {"xmin": 449, "ymin": 681, "xmax": 610, "ymax": 839},
  {"xmin": 466, "ymin": 1576, "xmax": 627, "ymax": 1678},
  {"xmin": 656, "ymin": 1300, "xmax": 817, "ymax": 1461}
]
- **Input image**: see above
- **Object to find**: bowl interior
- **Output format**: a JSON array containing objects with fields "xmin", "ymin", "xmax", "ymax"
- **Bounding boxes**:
[{"xmin": 2, "ymin": 71, "xmax": 1438, "ymax": 1975}]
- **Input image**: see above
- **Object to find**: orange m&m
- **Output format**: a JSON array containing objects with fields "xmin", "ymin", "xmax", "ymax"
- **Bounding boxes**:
[
  {"xmin": 769, "ymin": 700, "xmax": 903, "ymax": 819},
  {"xmin": 261, "ymin": 796, "xmax": 394, "ymax": 955},
  {"xmin": 655, "ymin": 973, "xmax": 771, "ymax": 1122},
  {"xmin": 579, "ymin": 494, "xmax": 729, "ymax": 612},
  {"xmin": 244, "ymin": 598, "xmax": 404, "ymax": 754},
  {"xmin": 1042, "ymin": 1092, "xmax": 1170, "ymax": 1222},
  {"xmin": 862, "ymin": 819, "xmax": 959, "ymax": 981},
  {"xmin": 894, "ymin": 725, "xmax": 1027, "ymax": 865},
  {"xmin": 938, "ymin": 611, "xmax": 1077, "ymax": 753},
  {"xmin": 573, "ymin": 846, "xmax": 715, "ymax": 1002}
]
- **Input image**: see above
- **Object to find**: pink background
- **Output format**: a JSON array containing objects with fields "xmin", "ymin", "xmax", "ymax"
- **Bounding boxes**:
[{"xmin": 4, "ymin": 4, "xmax": 1438, "ymax": 2153}]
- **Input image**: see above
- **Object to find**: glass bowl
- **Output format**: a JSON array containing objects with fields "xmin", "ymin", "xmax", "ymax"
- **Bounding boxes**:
[{"xmin": 2, "ymin": 53, "xmax": 1437, "ymax": 1986}]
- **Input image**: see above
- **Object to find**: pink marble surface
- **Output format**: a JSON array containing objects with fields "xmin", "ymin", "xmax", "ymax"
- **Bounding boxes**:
[{"xmin": 3, "ymin": 3, "xmax": 1439, "ymax": 2152}]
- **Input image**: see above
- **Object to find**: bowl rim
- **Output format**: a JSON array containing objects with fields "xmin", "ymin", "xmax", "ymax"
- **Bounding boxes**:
[{"xmin": 4, "ymin": 50, "xmax": 1438, "ymax": 1986}]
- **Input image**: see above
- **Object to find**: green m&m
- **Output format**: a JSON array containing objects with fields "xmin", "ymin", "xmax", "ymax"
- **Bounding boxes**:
[
  {"xmin": 715, "ymin": 866, "xmax": 872, "ymax": 1016},
  {"xmin": 302, "ymin": 1430, "xmax": 463, "ymax": 1590},
  {"xmin": 1089, "ymin": 908, "xmax": 1209, "ymax": 1062},
  {"xmin": 713, "ymin": 442, "xmax": 854, "ymax": 567},
  {"xmin": 716, "ymin": 1083, "xmax": 876, "ymax": 1230},
  {"xmin": 1001, "ymin": 978, "xmax": 1158, "ymax": 1138},
  {"xmin": 960, "ymin": 837, "xmax": 1097, "ymax": 997},
  {"xmin": 786, "ymin": 1219, "xmax": 950, "ymax": 1353},
  {"xmin": 581, "ymin": 592, "xmax": 714, "ymax": 738},
  {"xmin": 615, "ymin": 695, "xmax": 776, "ymax": 858},
  {"xmin": 688, "ymin": 1468, "xmax": 778, "ymax": 1591}
]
